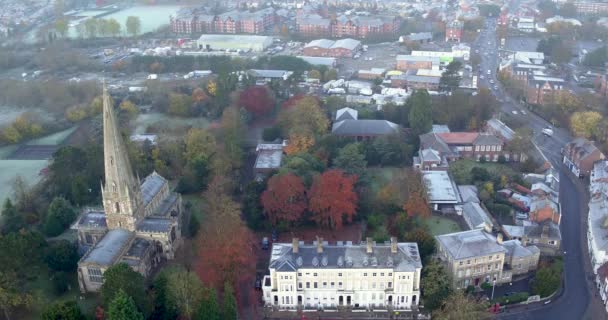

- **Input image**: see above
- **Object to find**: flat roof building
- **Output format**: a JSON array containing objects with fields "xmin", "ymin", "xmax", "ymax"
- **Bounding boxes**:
[{"xmin": 196, "ymin": 34, "xmax": 273, "ymax": 52}]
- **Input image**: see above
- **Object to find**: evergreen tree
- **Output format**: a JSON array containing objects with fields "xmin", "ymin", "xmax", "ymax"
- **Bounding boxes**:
[
  {"xmin": 101, "ymin": 263, "xmax": 148, "ymax": 315},
  {"xmin": 108, "ymin": 289, "xmax": 144, "ymax": 320},
  {"xmin": 408, "ymin": 90, "xmax": 433, "ymax": 138},
  {"xmin": 1, "ymin": 199, "xmax": 24, "ymax": 235},
  {"xmin": 221, "ymin": 282, "xmax": 237, "ymax": 320},
  {"xmin": 42, "ymin": 300, "xmax": 85, "ymax": 320},
  {"xmin": 333, "ymin": 143, "xmax": 367, "ymax": 179},
  {"xmin": 195, "ymin": 287, "xmax": 220, "ymax": 320}
]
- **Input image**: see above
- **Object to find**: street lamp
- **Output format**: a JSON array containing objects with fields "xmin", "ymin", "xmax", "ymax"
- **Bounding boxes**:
[{"xmin": 491, "ymin": 279, "xmax": 497, "ymax": 300}]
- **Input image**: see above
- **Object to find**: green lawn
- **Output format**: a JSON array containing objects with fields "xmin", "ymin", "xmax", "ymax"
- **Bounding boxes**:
[
  {"xmin": 449, "ymin": 159, "xmax": 519, "ymax": 185},
  {"xmin": 19, "ymin": 265, "xmax": 99, "ymax": 320},
  {"xmin": 0, "ymin": 145, "xmax": 18, "ymax": 159},
  {"xmin": 133, "ymin": 113, "xmax": 211, "ymax": 135},
  {"xmin": 26, "ymin": 126, "xmax": 77, "ymax": 145},
  {"xmin": 422, "ymin": 216, "xmax": 462, "ymax": 236},
  {"xmin": 0, "ymin": 159, "xmax": 48, "ymax": 206}
]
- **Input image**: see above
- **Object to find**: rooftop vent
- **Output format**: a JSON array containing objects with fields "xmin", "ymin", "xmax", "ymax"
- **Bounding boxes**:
[
  {"xmin": 387, "ymin": 256, "xmax": 394, "ymax": 267},
  {"xmin": 371, "ymin": 257, "xmax": 378, "ymax": 267},
  {"xmin": 346, "ymin": 256, "xmax": 353, "ymax": 267},
  {"xmin": 296, "ymin": 256, "xmax": 303, "ymax": 267},
  {"xmin": 321, "ymin": 256, "xmax": 328, "ymax": 267},
  {"xmin": 362, "ymin": 257, "xmax": 369, "ymax": 267}
]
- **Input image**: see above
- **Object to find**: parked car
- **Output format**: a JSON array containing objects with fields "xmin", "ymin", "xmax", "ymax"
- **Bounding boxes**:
[
  {"xmin": 262, "ymin": 237, "xmax": 269, "ymax": 250},
  {"xmin": 271, "ymin": 230, "xmax": 278, "ymax": 242}
]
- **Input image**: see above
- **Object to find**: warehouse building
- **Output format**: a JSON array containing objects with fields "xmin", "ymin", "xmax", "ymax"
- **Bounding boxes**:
[
  {"xmin": 303, "ymin": 38, "xmax": 362, "ymax": 57},
  {"xmin": 196, "ymin": 34, "xmax": 273, "ymax": 52}
]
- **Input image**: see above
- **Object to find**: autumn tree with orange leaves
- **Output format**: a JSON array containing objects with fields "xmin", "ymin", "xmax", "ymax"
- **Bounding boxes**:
[
  {"xmin": 261, "ymin": 173, "xmax": 307, "ymax": 226},
  {"xmin": 308, "ymin": 169, "xmax": 358, "ymax": 229},
  {"xmin": 278, "ymin": 96, "xmax": 328, "ymax": 155},
  {"xmin": 403, "ymin": 191, "xmax": 431, "ymax": 218},
  {"xmin": 195, "ymin": 177, "xmax": 256, "ymax": 290}
]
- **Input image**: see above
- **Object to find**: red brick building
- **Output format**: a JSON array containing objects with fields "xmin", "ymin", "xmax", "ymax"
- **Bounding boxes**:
[
  {"xmin": 526, "ymin": 75, "xmax": 565, "ymax": 105},
  {"xmin": 170, "ymin": 8, "xmax": 275, "ymax": 34},
  {"xmin": 296, "ymin": 14, "xmax": 331, "ymax": 37},
  {"xmin": 419, "ymin": 132, "xmax": 509, "ymax": 162},
  {"xmin": 563, "ymin": 138, "xmax": 606, "ymax": 177},
  {"xmin": 332, "ymin": 15, "xmax": 398, "ymax": 39},
  {"xmin": 395, "ymin": 55, "xmax": 439, "ymax": 71},
  {"xmin": 445, "ymin": 20, "xmax": 463, "ymax": 42}
]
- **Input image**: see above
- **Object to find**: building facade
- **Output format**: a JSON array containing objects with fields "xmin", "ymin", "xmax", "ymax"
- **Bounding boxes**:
[
  {"xmin": 526, "ymin": 76, "xmax": 565, "ymax": 105},
  {"xmin": 262, "ymin": 238, "xmax": 422, "ymax": 310},
  {"xmin": 563, "ymin": 138, "xmax": 606, "ymax": 178},
  {"xmin": 445, "ymin": 20, "xmax": 463, "ymax": 42},
  {"xmin": 74, "ymin": 86, "xmax": 183, "ymax": 293},
  {"xmin": 170, "ymin": 8, "xmax": 275, "ymax": 34}
]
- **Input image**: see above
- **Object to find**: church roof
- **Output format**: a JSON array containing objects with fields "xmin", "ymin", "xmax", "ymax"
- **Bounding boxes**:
[
  {"xmin": 141, "ymin": 172, "xmax": 166, "ymax": 207},
  {"xmin": 137, "ymin": 218, "xmax": 173, "ymax": 233},
  {"xmin": 81, "ymin": 229, "xmax": 133, "ymax": 266}
]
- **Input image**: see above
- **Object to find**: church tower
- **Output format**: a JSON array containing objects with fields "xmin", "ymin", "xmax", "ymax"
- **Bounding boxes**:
[{"xmin": 100, "ymin": 85, "xmax": 144, "ymax": 231}]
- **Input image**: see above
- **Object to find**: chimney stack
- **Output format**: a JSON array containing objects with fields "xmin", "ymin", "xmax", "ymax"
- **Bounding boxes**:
[
  {"xmin": 391, "ymin": 237, "xmax": 398, "ymax": 253},
  {"xmin": 292, "ymin": 238, "xmax": 299, "ymax": 254},
  {"xmin": 316, "ymin": 236, "xmax": 323, "ymax": 254},
  {"xmin": 366, "ymin": 237, "xmax": 373, "ymax": 254},
  {"xmin": 497, "ymin": 233, "xmax": 503, "ymax": 245}
]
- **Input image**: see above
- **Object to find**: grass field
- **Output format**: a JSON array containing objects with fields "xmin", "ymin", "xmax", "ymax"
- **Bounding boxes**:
[
  {"xmin": 133, "ymin": 113, "xmax": 211, "ymax": 135},
  {"xmin": 0, "ymin": 160, "xmax": 47, "ymax": 204},
  {"xmin": 0, "ymin": 145, "xmax": 18, "ymax": 159},
  {"xmin": 449, "ymin": 159, "xmax": 518, "ymax": 185},
  {"xmin": 423, "ymin": 216, "xmax": 462, "ymax": 236},
  {"xmin": 26, "ymin": 126, "xmax": 77, "ymax": 145}
]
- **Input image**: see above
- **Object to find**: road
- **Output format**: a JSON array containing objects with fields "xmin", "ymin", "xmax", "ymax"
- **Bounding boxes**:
[{"xmin": 473, "ymin": 17, "xmax": 605, "ymax": 320}]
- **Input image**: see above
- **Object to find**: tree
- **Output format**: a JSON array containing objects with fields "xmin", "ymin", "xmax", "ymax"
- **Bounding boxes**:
[
  {"xmin": 168, "ymin": 93, "xmax": 192, "ymax": 117},
  {"xmin": 308, "ymin": 69, "xmax": 322, "ymax": 79},
  {"xmin": 570, "ymin": 111, "xmax": 602, "ymax": 139},
  {"xmin": 439, "ymin": 61, "xmax": 463, "ymax": 92},
  {"xmin": 184, "ymin": 128, "xmax": 217, "ymax": 164},
  {"xmin": 108, "ymin": 289, "xmax": 144, "ymax": 320},
  {"xmin": 403, "ymin": 191, "xmax": 431, "ymax": 218},
  {"xmin": 119, "ymin": 100, "xmax": 138, "ymax": 119},
  {"xmin": 333, "ymin": 143, "xmax": 367, "ymax": 178},
  {"xmin": 239, "ymin": 86, "xmax": 275, "ymax": 117},
  {"xmin": 84, "ymin": 18, "xmax": 99, "ymax": 38},
  {"xmin": 0, "ymin": 271, "xmax": 33, "ymax": 320},
  {"xmin": 44, "ymin": 240, "xmax": 79, "ymax": 272},
  {"xmin": 261, "ymin": 173, "xmax": 307, "ymax": 226},
  {"xmin": 221, "ymin": 282, "xmax": 237, "ymax": 320},
  {"xmin": 1, "ymin": 199, "xmax": 24, "ymax": 235},
  {"xmin": 284, "ymin": 133, "xmax": 315, "ymax": 155},
  {"xmin": 218, "ymin": 107, "xmax": 245, "ymax": 176},
  {"xmin": 166, "ymin": 269, "xmax": 203, "ymax": 320},
  {"xmin": 421, "ymin": 261, "xmax": 452, "ymax": 311},
  {"xmin": 150, "ymin": 272, "xmax": 179, "ymax": 320},
  {"xmin": 278, "ymin": 96, "xmax": 329, "ymax": 139},
  {"xmin": 195, "ymin": 287, "xmax": 220, "ymax": 320},
  {"xmin": 583, "ymin": 46, "xmax": 607, "ymax": 67},
  {"xmin": 404, "ymin": 228, "xmax": 436, "ymax": 261},
  {"xmin": 101, "ymin": 263, "xmax": 148, "ymax": 314},
  {"xmin": 55, "ymin": 19, "xmax": 69, "ymax": 38},
  {"xmin": 408, "ymin": 90, "xmax": 433, "ymax": 137},
  {"xmin": 324, "ymin": 69, "xmax": 338, "ymax": 81},
  {"xmin": 433, "ymin": 291, "xmax": 491, "ymax": 320},
  {"xmin": 308, "ymin": 170, "xmax": 358, "ymax": 229},
  {"xmin": 107, "ymin": 18, "xmax": 121, "ymax": 37},
  {"xmin": 43, "ymin": 197, "xmax": 77, "ymax": 237},
  {"xmin": 0, "ymin": 231, "xmax": 46, "ymax": 275},
  {"xmin": 532, "ymin": 266, "xmax": 561, "ymax": 297},
  {"xmin": 42, "ymin": 300, "xmax": 85, "ymax": 320},
  {"xmin": 126, "ymin": 16, "xmax": 141, "ymax": 37}
]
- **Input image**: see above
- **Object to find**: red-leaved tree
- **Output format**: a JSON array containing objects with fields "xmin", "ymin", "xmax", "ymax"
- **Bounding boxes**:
[
  {"xmin": 403, "ymin": 191, "xmax": 431, "ymax": 218},
  {"xmin": 308, "ymin": 169, "xmax": 358, "ymax": 229},
  {"xmin": 261, "ymin": 173, "xmax": 307, "ymax": 225},
  {"xmin": 239, "ymin": 86, "xmax": 274, "ymax": 116}
]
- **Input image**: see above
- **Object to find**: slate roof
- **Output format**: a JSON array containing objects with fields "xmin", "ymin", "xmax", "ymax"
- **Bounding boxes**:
[
  {"xmin": 419, "ymin": 133, "xmax": 452, "ymax": 154},
  {"xmin": 73, "ymin": 210, "xmax": 107, "ymax": 230},
  {"xmin": 436, "ymin": 229, "xmax": 506, "ymax": 260},
  {"xmin": 524, "ymin": 221, "xmax": 561, "ymax": 240},
  {"xmin": 432, "ymin": 125, "xmax": 451, "ymax": 133},
  {"xmin": 268, "ymin": 241, "xmax": 423, "ymax": 271},
  {"xmin": 420, "ymin": 148, "xmax": 441, "ymax": 162},
  {"xmin": 458, "ymin": 185, "xmax": 479, "ymax": 203},
  {"xmin": 249, "ymin": 69, "xmax": 293, "ymax": 79},
  {"xmin": 305, "ymin": 39, "xmax": 335, "ymax": 49},
  {"xmin": 81, "ymin": 229, "xmax": 133, "ymax": 265},
  {"xmin": 462, "ymin": 202, "xmax": 493, "ymax": 230},
  {"xmin": 406, "ymin": 32, "xmax": 433, "ymax": 41},
  {"xmin": 503, "ymin": 240, "xmax": 539, "ymax": 258},
  {"xmin": 137, "ymin": 218, "xmax": 173, "ymax": 233},
  {"xmin": 331, "ymin": 38, "xmax": 361, "ymax": 51},
  {"xmin": 336, "ymin": 107, "xmax": 358, "ymax": 121},
  {"xmin": 141, "ymin": 172, "xmax": 166, "ymax": 207},
  {"xmin": 332, "ymin": 120, "xmax": 399, "ymax": 136},
  {"xmin": 486, "ymin": 118, "xmax": 515, "ymax": 141},
  {"xmin": 502, "ymin": 225, "xmax": 525, "ymax": 238},
  {"xmin": 473, "ymin": 133, "xmax": 503, "ymax": 146}
]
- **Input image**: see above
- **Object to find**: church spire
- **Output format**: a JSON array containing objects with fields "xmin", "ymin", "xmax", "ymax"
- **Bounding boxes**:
[{"xmin": 101, "ymin": 84, "xmax": 144, "ymax": 230}]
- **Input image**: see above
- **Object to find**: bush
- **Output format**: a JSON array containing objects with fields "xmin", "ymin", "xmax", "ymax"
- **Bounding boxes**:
[
  {"xmin": 262, "ymin": 126, "xmax": 281, "ymax": 142},
  {"xmin": 45, "ymin": 240, "xmax": 79, "ymax": 272},
  {"xmin": 367, "ymin": 213, "xmax": 386, "ymax": 230},
  {"xmin": 465, "ymin": 285, "xmax": 475, "ymax": 294},
  {"xmin": 43, "ymin": 197, "xmax": 77, "ymax": 237},
  {"xmin": 471, "ymin": 167, "xmax": 491, "ymax": 182},
  {"xmin": 498, "ymin": 155, "xmax": 507, "ymax": 163},
  {"xmin": 371, "ymin": 226, "xmax": 390, "ymax": 242},
  {"xmin": 481, "ymin": 282, "xmax": 493, "ymax": 290},
  {"xmin": 492, "ymin": 292, "xmax": 529, "ymax": 305},
  {"xmin": 187, "ymin": 213, "xmax": 200, "ymax": 238},
  {"xmin": 52, "ymin": 272, "xmax": 70, "ymax": 295}
]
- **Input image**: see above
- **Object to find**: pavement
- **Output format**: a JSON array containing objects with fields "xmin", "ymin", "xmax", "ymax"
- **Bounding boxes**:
[{"xmin": 473, "ymin": 16, "xmax": 607, "ymax": 320}]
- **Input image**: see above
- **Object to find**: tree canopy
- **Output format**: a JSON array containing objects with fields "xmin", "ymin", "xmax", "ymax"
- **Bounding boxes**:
[
  {"xmin": 308, "ymin": 170, "xmax": 358, "ymax": 229},
  {"xmin": 101, "ymin": 263, "xmax": 148, "ymax": 315},
  {"xmin": 261, "ymin": 173, "xmax": 307, "ymax": 226},
  {"xmin": 107, "ymin": 289, "xmax": 144, "ymax": 320},
  {"xmin": 408, "ymin": 90, "xmax": 433, "ymax": 137}
]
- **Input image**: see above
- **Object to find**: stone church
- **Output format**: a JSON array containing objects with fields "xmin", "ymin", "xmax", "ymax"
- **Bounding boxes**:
[{"xmin": 74, "ymin": 86, "xmax": 183, "ymax": 293}]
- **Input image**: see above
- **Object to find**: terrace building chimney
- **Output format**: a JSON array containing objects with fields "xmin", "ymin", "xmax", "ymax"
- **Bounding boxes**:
[
  {"xmin": 316, "ymin": 237, "xmax": 323, "ymax": 254},
  {"xmin": 391, "ymin": 237, "xmax": 398, "ymax": 253},
  {"xmin": 292, "ymin": 238, "xmax": 299, "ymax": 254},
  {"xmin": 366, "ymin": 237, "xmax": 373, "ymax": 254}
]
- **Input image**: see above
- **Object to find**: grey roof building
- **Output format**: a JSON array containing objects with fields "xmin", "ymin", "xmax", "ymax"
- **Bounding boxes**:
[
  {"xmin": 436, "ymin": 229, "xmax": 506, "ymax": 261},
  {"xmin": 462, "ymin": 202, "xmax": 494, "ymax": 232},
  {"xmin": 332, "ymin": 120, "xmax": 400, "ymax": 138},
  {"xmin": 262, "ymin": 237, "xmax": 423, "ymax": 310}
]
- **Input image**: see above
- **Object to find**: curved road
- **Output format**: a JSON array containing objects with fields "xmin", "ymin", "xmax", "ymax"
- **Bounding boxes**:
[{"xmin": 475, "ymin": 17, "xmax": 606, "ymax": 320}]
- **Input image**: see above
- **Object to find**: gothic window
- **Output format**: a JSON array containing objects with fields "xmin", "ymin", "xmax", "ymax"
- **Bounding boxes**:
[
  {"xmin": 112, "ymin": 182, "xmax": 117, "ymax": 193},
  {"xmin": 115, "ymin": 202, "xmax": 120, "ymax": 213}
]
